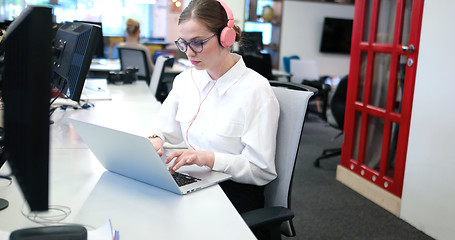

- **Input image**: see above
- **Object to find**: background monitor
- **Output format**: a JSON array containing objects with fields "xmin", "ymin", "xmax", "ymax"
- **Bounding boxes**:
[
  {"xmin": 240, "ymin": 31, "xmax": 264, "ymax": 54},
  {"xmin": 320, "ymin": 17, "xmax": 353, "ymax": 54},
  {"xmin": 74, "ymin": 20, "xmax": 105, "ymax": 58},
  {"xmin": 1, "ymin": 5, "xmax": 53, "ymax": 212},
  {"xmin": 51, "ymin": 22, "xmax": 101, "ymax": 102},
  {"xmin": 243, "ymin": 21, "xmax": 272, "ymax": 45}
]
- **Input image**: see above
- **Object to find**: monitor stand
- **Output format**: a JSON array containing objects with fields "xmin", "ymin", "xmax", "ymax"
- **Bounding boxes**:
[{"xmin": 0, "ymin": 198, "xmax": 8, "ymax": 211}]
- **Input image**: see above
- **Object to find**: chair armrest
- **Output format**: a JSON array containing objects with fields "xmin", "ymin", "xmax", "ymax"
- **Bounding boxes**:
[{"xmin": 241, "ymin": 206, "xmax": 294, "ymax": 229}]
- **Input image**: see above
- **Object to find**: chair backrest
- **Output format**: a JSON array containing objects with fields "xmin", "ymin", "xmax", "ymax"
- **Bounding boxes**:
[
  {"xmin": 118, "ymin": 48, "xmax": 151, "ymax": 85},
  {"xmin": 290, "ymin": 59, "xmax": 319, "ymax": 84},
  {"xmin": 266, "ymin": 81, "xmax": 316, "ymax": 236},
  {"xmin": 328, "ymin": 75, "xmax": 348, "ymax": 130},
  {"xmin": 149, "ymin": 55, "xmax": 173, "ymax": 102}
]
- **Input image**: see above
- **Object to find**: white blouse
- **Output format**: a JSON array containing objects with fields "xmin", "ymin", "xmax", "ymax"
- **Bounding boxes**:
[{"xmin": 150, "ymin": 54, "xmax": 279, "ymax": 185}]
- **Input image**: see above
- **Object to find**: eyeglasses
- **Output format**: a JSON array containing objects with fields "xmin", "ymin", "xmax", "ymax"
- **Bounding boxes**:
[{"xmin": 174, "ymin": 34, "xmax": 216, "ymax": 53}]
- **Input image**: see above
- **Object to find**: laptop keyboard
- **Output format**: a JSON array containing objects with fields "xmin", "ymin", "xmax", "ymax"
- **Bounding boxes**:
[{"xmin": 172, "ymin": 172, "xmax": 201, "ymax": 187}]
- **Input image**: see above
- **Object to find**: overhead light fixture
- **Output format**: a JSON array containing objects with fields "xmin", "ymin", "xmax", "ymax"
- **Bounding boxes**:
[{"xmin": 171, "ymin": 0, "xmax": 182, "ymax": 11}]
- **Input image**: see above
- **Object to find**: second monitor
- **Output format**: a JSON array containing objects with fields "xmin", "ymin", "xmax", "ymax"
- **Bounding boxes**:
[{"xmin": 51, "ymin": 22, "xmax": 101, "ymax": 102}]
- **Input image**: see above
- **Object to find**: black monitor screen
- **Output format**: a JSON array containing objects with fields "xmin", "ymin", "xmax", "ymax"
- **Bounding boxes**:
[
  {"xmin": 1, "ymin": 5, "xmax": 52, "ymax": 212},
  {"xmin": 320, "ymin": 17, "xmax": 353, "ymax": 54},
  {"xmin": 240, "ymin": 31, "xmax": 264, "ymax": 54},
  {"xmin": 51, "ymin": 22, "xmax": 101, "ymax": 102}
]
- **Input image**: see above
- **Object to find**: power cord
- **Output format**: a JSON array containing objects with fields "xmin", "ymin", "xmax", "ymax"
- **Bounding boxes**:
[{"xmin": 21, "ymin": 203, "xmax": 72, "ymax": 225}]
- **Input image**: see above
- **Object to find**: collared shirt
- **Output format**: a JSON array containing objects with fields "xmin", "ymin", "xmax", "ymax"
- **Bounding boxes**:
[{"xmin": 150, "ymin": 54, "xmax": 279, "ymax": 185}]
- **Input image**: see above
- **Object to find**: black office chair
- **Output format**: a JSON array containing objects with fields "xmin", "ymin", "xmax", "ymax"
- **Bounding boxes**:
[
  {"xmin": 241, "ymin": 81, "xmax": 317, "ymax": 240},
  {"xmin": 302, "ymin": 77, "xmax": 331, "ymax": 120},
  {"xmin": 314, "ymin": 75, "xmax": 348, "ymax": 167},
  {"xmin": 118, "ymin": 48, "xmax": 151, "ymax": 85}
]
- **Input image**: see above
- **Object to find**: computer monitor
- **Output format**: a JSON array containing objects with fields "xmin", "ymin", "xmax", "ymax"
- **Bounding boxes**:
[
  {"xmin": 240, "ymin": 31, "xmax": 264, "ymax": 54},
  {"xmin": 74, "ymin": 20, "xmax": 105, "ymax": 58},
  {"xmin": 1, "ymin": 5, "xmax": 53, "ymax": 212},
  {"xmin": 320, "ymin": 17, "xmax": 353, "ymax": 54},
  {"xmin": 51, "ymin": 21, "xmax": 101, "ymax": 102},
  {"xmin": 243, "ymin": 21, "xmax": 272, "ymax": 45}
]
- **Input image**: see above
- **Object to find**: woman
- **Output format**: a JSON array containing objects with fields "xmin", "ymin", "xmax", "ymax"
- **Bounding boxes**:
[
  {"xmin": 148, "ymin": 0, "xmax": 279, "ymax": 214},
  {"xmin": 118, "ymin": 18, "xmax": 154, "ymax": 73}
]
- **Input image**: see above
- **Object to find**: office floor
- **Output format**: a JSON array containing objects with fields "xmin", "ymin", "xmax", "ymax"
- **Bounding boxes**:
[{"xmin": 283, "ymin": 112, "xmax": 434, "ymax": 240}]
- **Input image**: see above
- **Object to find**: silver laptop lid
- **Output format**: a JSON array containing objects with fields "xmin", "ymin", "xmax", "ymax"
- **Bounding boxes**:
[
  {"xmin": 69, "ymin": 119, "xmax": 231, "ymax": 195},
  {"xmin": 70, "ymin": 118, "xmax": 182, "ymax": 194}
]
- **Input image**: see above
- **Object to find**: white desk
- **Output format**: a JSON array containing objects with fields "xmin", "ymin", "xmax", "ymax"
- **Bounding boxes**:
[
  {"xmin": 90, "ymin": 58, "xmax": 291, "ymax": 80},
  {"xmin": 89, "ymin": 58, "xmax": 184, "ymax": 76},
  {"xmin": 0, "ymin": 81, "xmax": 255, "ymax": 239},
  {"xmin": 89, "ymin": 58, "xmax": 121, "ymax": 72}
]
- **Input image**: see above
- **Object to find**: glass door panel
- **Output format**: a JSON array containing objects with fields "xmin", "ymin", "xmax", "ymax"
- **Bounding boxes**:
[
  {"xmin": 370, "ymin": 53, "xmax": 391, "ymax": 109},
  {"xmin": 376, "ymin": 0, "xmax": 397, "ymax": 43}
]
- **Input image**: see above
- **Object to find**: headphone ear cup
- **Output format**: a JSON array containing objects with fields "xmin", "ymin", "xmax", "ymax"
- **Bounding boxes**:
[{"xmin": 220, "ymin": 26, "xmax": 236, "ymax": 48}]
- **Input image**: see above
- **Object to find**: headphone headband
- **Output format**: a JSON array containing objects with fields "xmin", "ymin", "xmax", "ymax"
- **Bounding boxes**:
[
  {"xmin": 217, "ymin": 0, "xmax": 235, "ymax": 48},
  {"xmin": 217, "ymin": 0, "xmax": 234, "ymax": 28}
]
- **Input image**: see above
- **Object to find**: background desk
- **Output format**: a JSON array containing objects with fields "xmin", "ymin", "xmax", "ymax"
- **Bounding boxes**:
[
  {"xmin": 88, "ymin": 58, "xmax": 184, "ymax": 80},
  {"xmin": 0, "ymin": 81, "xmax": 255, "ymax": 239},
  {"xmin": 89, "ymin": 58, "xmax": 291, "ymax": 81}
]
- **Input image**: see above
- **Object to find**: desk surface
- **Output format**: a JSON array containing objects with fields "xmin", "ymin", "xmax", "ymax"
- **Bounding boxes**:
[
  {"xmin": 0, "ymin": 81, "xmax": 255, "ymax": 239},
  {"xmin": 89, "ymin": 58, "xmax": 185, "ymax": 75}
]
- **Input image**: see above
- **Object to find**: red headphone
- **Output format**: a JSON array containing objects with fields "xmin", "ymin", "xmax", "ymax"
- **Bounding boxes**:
[{"xmin": 217, "ymin": 0, "xmax": 236, "ymax": 48}]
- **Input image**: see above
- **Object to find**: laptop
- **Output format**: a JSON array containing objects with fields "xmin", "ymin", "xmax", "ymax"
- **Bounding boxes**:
[{"xmin": 69, "ymin": 119, "xmax": 231, "ymax": 195}]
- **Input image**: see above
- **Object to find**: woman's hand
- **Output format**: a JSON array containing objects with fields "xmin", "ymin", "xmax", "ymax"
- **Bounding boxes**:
[
  {"xmin": 149, "ymin": 137, "xmax": 164, "ymax": 157},
  {"xmin": 165, "ymin": 150, "xmax": 214, "ymax": 174}
]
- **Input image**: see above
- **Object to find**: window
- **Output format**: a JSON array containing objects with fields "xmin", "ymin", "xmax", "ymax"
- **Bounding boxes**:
[{"xmin": 1, "ymin": 0, "xmax": 166, "ymax": 39}]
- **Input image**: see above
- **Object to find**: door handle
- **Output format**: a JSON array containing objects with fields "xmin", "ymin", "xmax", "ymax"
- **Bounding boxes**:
[{"xmin": 402, "ymin": 44, "xmax": 415, "ymax": 53}]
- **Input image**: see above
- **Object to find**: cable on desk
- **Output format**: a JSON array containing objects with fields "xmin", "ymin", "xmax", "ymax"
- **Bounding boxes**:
[
  {"xmin": 79, "ymin": 96, "xmax": 95, "ymax": 110},
  {"xmin": 0, "ymin": 174, "xmax": 12, "ymax": 187},
  {"xmin": 50, "ymin": 85, "xmax": 66, "ymax": 107},
  {"xmin": 21, "ymin": 203, "xmax": 72, "ymax": 225},
  {"xmin": 0, "ymin": 149, "xmax": 13, "ymax": 183},
  {"xmin": 21, "ymin": 203, "xmax": 97, "ymax": 231}
]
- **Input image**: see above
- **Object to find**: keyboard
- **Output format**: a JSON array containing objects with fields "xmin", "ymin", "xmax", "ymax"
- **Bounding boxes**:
[{"xmin": 172, "ymin": 172, "xmax": 200, "ymax": 187}]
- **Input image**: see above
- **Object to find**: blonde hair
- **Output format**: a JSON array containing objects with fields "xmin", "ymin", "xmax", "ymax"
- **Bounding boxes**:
[{"xmin": 126, "ymin": 18, "xmax": 140, "ymax": 36}]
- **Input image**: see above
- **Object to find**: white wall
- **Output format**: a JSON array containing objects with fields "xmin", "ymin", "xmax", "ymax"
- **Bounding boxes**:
[
  {"xmin": 401, "ymin": 1, "xmax": 455, "ymax": 240},
  {"xmin": 223, "ymin": 0, "xmax": 245, "ymax": 30},
  {"xmin": 280, "ymin": 1, "xmax": 354, "ymax": 76}
]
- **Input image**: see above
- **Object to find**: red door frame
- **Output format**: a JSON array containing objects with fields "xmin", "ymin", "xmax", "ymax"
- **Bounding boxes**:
[{"xmin": 340, "ymin": 0, "xmax": 425, "ymax": 197}]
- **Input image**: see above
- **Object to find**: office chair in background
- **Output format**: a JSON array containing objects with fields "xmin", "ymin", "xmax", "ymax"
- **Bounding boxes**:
[
  {"xmin": 149, "ymin": 55, "xmax": 173, "ymax": 103},
  {"xmin": 242, "ymin": 81, "xmax": 317, "ymax": 240},
  {"xmin": 118, "ymin": 48, "xmax": 151, "ymax": 85},
  {"xmin": 314, "ymin": 75, "xmax": 348, "ymax": 167},
  {"xmin": 289, "ymin": 59, "xmax": 331, "ymax": 120}
]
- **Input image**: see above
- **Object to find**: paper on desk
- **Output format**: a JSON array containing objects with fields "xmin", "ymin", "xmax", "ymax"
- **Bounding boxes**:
[{"xmin": 88, "ymin": 219, "xmax": 116, "ymax": 240}]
